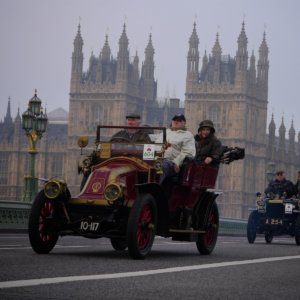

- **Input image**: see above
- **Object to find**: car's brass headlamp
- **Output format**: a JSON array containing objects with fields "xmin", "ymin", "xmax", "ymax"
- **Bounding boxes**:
[
  {"xmin": 44, "ymin": 180, "xmax": 63, "ymax": 199},
  {"xmin": 104, "ymin": 183, "xmax": 122, "ymax": 201}
]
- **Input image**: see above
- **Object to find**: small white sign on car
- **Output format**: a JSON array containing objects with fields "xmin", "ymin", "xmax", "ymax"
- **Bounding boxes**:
[
  {"xmin": 285, "ymin": 203, "xmax": 293, "ymax": 214},
  {"xmin": 143, "ymin": 144, "xmax": 155, "ymax": 160}
]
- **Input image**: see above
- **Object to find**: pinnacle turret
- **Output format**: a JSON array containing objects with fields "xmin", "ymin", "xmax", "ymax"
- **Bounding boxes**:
[
  {"xmin": 71, "ymin": 24, "xmax": 84, "ymax": 92},
  {"xmin": 186, "ymin": 22, "xmax": 199, "ymax": 84},
  {"xmin": 212, "ymin": 33, "xmax": 222, "ymax": 58},
  {"xmin": 4, "ymin": 97, "xmax": 13, "ymax": 124},
  {"xmin": 234, "ymin": 21, "xmax": 248, "ymax": 89},
  {"xmin": 101, "ymin": 34, "xmax": 111, "ymax": 62},
  {"xmin": 257, "ymin": 31, "xmax": 269, "ymax": 87},
  {"xmin": 268, "ymin": 113, "xmax": 276, "ymax": 135},
  {"xmin": 116, "ymin": 24, "xmax": 129, "ymax": 83}
]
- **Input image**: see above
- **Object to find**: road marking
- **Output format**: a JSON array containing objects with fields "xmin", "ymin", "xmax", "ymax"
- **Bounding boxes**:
[
  {"xmin": 0, "ymin": 245, "xmax": 91, "ymax": 250},
  {"xmin": 0, "ymin": 255, "xmax": 300, "ymax": 289}
]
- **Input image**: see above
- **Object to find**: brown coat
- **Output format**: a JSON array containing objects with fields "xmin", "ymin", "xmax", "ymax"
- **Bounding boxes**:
[{"xmin": 195, "ymin": 134, "xmax": 223, "ymax": 165}]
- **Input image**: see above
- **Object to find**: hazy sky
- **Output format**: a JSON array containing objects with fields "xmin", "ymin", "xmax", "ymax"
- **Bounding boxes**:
[{"xmin": 1, "ymin": 0, "xmax": 300, "ymax": 136}]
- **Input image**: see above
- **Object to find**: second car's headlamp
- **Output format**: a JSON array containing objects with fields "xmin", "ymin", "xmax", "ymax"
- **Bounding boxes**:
[{"xmin": 104, "ymin": 183, "xmax": 122, "ymax": 201}]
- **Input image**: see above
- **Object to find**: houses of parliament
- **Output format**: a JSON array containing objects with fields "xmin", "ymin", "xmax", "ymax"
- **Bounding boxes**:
[{"xmin": 1, "ymin": 22, "xmax": 299, "ymax": 219}]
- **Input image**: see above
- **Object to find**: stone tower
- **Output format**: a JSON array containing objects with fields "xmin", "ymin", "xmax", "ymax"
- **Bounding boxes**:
[
  {"xmin": 66, "ymin": 24, "xmax": 158, "ymax": 193},
  {"xmin": 185, "ymin": 22, "xmax": 269, "ymax": 218}
]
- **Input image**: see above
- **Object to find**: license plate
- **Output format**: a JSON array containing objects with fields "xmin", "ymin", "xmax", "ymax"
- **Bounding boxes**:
[
  {"xmin": 80, "ymin": 221, "xmax": 100, "ymax": 232},
  {"xmin": 265, "ymin": 218, "xmax": 283, "ymax": 225}
]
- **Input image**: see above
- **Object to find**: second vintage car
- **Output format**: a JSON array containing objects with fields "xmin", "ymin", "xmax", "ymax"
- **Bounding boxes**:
[{"xmin": 247, "ymin": 192, "xmax": 300, "ymax": 245}]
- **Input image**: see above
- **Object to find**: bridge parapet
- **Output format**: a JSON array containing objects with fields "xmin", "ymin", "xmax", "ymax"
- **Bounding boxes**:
[
  {"xmin": 0, "ymin": 201, "xmax": 31, "ymax": 230},
  {"xmin": 0, "ymin": 200, "xmax": 247, "ymax": 234}
]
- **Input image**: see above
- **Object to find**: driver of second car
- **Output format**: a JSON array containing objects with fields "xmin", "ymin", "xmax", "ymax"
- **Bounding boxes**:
[{"xmin": 110, "ymin": 113, "xmax": 151, "ymax": 143}]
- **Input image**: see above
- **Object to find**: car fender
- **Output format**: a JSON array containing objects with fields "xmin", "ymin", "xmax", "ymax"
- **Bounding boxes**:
[{"xmin": 194, "ymin": 191, "xmax": 219, "ymax": 229}]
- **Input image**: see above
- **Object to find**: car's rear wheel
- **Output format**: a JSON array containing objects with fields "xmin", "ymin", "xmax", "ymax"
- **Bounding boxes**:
[
  {"xmin": 247, "ymin": 211, "xmax": 258, "ymax": 244},
  {"xmin": 264, "ymin": 232, "xmax": 273, "ymax": 244},
  {"xmin": 28, "ymin": 191, "xmax": 59, "ymax": 254},
  {"xmin": 127, "ymin": 194, "xmax": 157, "ymax": 259},
  {"xmin": 295, "ymin": 215, "xmax": 300, "ymax": 246},
  {"xmin": 110, "ymin": 238, "xmax": 128, "ymax": 251},
  {"xmin": 196, "ymin": 201, "xmax": 219, "ymax": 255}
]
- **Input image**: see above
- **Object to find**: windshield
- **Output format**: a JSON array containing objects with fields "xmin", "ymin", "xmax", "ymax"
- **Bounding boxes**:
[{"xmin": 96, "ymin": 125, "xmax": 166, "ymax": 160}]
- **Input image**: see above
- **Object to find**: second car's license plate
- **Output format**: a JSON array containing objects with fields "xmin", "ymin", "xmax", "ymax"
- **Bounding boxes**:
[
  {"xmin": 265, "ymin": 218, "xmax": 283, "ymax": 225},
  {"xmin": 80, "ymin": 221, "xmax": 100, "ymax": 231}
]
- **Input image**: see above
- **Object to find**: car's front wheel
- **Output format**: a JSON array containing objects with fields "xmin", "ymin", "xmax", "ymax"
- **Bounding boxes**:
[
  {"xmin": 265, "ymin": 232, "xmax": 273, "ymax": 244},
  {"xmin": 28, "ymin": 191, "xmax": 59, "ymax": 254},
  {"xmin": 196, "ymin": 201, "xmax": 219, "ymax": 255},
  {"xmin": 127, "ymin": 194, "xmax": 157, "ymax": 259},
  {"xmin": 295, "ymin": 215, "xmax": 300, "ymax": 246},
  {"xmin": 247, "ymin": 211, "xmax": 258, "ymax": 244}
]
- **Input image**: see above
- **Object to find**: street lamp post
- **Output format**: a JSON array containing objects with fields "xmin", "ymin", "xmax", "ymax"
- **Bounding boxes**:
[{"xmin": 22, "ymin": 90, "xmax": 48, "ymax": 202}]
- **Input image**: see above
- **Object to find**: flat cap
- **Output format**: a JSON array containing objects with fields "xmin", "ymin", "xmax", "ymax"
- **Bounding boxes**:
[
  {"xmin": 172, "ymin": 114, "xmax": 186, "ymax": 122},
  {"xmin": 126, "ymin": 113, "xmax": 141, "ymax": 119}
]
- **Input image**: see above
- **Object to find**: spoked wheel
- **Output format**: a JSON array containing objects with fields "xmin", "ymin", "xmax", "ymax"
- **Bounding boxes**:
[
  {"xmin": 196, "ymin": 201, "xmax": 219, "ymax": 255},
  {"xmin": 28, "ymin": 191, "xmax": 59, "ymax": 254},
  {"xmin": 127, "ymin": 194, "xmax": 157, "ymax": 259},
  {"xmin": 110, "ymin": 238, "xmax": 128, "ymax": 251},
  {"xmin": 264, "ymin": 232, "xmax": 273, "ymax": 244},
  {"xmin": 247, "ymin": 211, "xmax": 259, "ymax": 244}
]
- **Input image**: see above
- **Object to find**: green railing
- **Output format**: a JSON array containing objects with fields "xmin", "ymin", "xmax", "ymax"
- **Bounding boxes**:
[
  {"xmin": 0, "ymin": 201, "xmax": 31, "ymax": 230},
  {"xmin": 219, "ymin": 218, "xmax": 247, "ymax": 235},
  {"xmin": 0, "ymin": 200, "xmax": 247, "ymax": 234}
]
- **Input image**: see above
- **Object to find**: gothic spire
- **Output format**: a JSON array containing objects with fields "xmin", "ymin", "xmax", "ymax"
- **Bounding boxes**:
[
  {"xmin": 71, "ymin": 23, "xmax": 84, "ymax": 92},
  {"xmin": 186, "ymin": 22, "xmax": 199, "ymax": 84},
  {"xmin": 268, "ymin": 113, "xmax": 276, "ymax": 135},
  {"xmin": 259, "ymin": 31, "xmax": 269, "ymax": 62},
  {"xmin": 145, "ymin": 33, "xmax": 154, "ymax": 58},
  {"xmin": 118, "ymin": 23, "xmax": 129, "ymax": 52},
  {"xmin": 237, "ymin": 21, "xmax": 248, "ymax": 49},
  {"xmin": 278, "ymin": 116, "xmax": 286, "ymax": 154},
  {"xmin": 101, "ymin": 34, "xmax": 111, "ymax": 62},
  {"xmin": 74, "ymin": 23, "xmax": 83, "ymax": 49},
  {"xmin": 289, "ymin": 119, "xmax": 295, "ymax": 137},
  {"xmin": 4, "ymin": 97, "xmax": 13, "ymax": 124},
  {"xmin": 212, "ymin": 32, "xmax": 222, "ymax": 58},
  {"xmin": 189, "ymin": 22, "xmax": 199, "ymax": 46},
  {"xmin": 288, "ymin": 120, "xmax": 295, "ymax": 153},
  {"xmin": 116, "ymin": 23, "xmax": 129, "ymax": 82}
]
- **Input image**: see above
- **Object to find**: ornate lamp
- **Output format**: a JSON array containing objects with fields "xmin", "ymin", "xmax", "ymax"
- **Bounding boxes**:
[{"xmin": 22, "ymin": 90, "xmax": 48, "ymax": 202}]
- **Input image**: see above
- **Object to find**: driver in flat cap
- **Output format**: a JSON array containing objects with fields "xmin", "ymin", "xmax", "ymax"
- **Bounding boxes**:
[{"xmin": 110, "ymin": 113, "xmax": 151, "ymax": 143}]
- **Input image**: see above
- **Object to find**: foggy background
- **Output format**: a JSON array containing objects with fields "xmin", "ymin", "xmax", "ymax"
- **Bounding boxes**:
[{"xmin": 0, "ymin": 0, "xmax": 299, "ymax": 134}]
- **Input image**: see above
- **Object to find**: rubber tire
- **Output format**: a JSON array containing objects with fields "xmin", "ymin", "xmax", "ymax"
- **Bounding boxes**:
[
  {"xmin": 127, "ymin": 194, "xmax": 157, "ymax": 259},
  {"xmin": 196, "ymin": 201, "xmax": 219, "ymax": 255},
  {"xmin": 110, "ymin": 238, "xmax": 128, "ymax": 251},
  {"xmin": 28, "ymin": 190, "xmax": 59, "ymax": 254},
  {"xmin": 247, "ymin": 211, "xmax": 258, "ymax": 244},
  {"xmin": 265, "ymin": 232, "xmax": 273, "ymax": 244},
  {"xmin": 295, "ymin": 215, "xmax": 300, "ymax": 246}
]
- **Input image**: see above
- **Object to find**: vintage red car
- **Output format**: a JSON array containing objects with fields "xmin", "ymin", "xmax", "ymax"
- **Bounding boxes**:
[{"xmin": 28, "ymin": 125, "xmax": 244, "ymax": 259}]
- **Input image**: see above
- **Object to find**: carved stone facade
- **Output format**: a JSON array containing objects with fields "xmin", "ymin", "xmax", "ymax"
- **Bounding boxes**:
[{"xmin": 185, "ymin": 22, "xmax": 300, "ymax": 218}]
